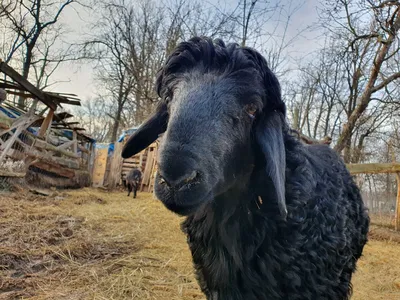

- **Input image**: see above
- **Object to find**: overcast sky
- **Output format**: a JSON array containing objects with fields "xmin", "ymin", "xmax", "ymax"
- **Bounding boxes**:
[{"xmin": 50, "ymin": 0, "xmax": 322, "ymax": 102}]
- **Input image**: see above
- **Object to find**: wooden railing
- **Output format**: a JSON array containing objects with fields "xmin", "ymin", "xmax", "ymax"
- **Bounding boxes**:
[{"xmin": 347, "ymin": 163, "xmax": 400, "ymax": 231}]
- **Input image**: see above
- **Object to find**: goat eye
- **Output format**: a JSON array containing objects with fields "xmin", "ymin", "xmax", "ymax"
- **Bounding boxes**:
[{"xmin": 245, "ymin": 104, "xmax": 257, "ymax": 118}]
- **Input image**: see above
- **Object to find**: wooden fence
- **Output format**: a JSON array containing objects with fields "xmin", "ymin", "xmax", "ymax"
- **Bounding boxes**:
[
  {"xmin": 347, "ymin": 162, "xmax": 400, "ymax": 231},
  {"xmin": 94, "ymin": 139, "xmax": 158, "ymax": 192}
]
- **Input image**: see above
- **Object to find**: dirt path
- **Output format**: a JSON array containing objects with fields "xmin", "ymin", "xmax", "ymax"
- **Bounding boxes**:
[{"xmin": 0, "ymin": 188, "xmax": 399, "ymax": 299}]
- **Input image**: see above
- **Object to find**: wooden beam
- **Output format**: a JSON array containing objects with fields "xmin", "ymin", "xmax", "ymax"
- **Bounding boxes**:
[
  {"xmin": 346, "ymin": 163, "xmax": 400, "ymax": 175},
  {"xmin": 0, "ymin": 170, "xmax": 26, "ymax": 177},
  {"xmin": 31, "ymin": 160, "xmax": 75, "ymax": 178},
  {"xmin": 56, "ymin": 140, "xmax": 75, "ymax": 151},
  {"xmin": 0, "ymin": 61, "xmax": 57, "ymax": 110},
  {"xmin": 33, "ymin": 138, "xmax": 80, "ymax": 159},
  {"xmin": 72, "ymin": 130, "xmax": 78, "ymax": 154},
  {"xmin": 37, "ymin": 109, "xmax": 54, "ymax": 138},
  {"xmin": 4, "ymin": 90, "xmax": 32, "ymax": 98},
  {"xmin": 0, "ymin": 122, "xmax": 25, "ymax": 161},
  {"xmin": 54, "ymin": 112, "xmax": 73, "ymax": 120},
  {"xmin": 78, "ymin": 144, "xmax": 89, "ymax": 154},
  {"xmin": 105, "ymin": 141, "xmax": 124, "ymax": 189},
  {"xmin": 7, "ymin": 148, "xmax": 80, "ymax": 170},
  {"xmin": 396, "ymin": 173, "xmax": 400, "ymax": 232},
  {"xmin": 0, "ymin": 113, "xmax": 41, "ymax": 137}
]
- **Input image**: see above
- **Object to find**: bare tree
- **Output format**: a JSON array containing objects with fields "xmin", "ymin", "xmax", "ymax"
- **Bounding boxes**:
[
  {"xmin": 83, "ymin": 0, "xmax": 238, "ymax": 143},
  {"xmin": 0, "ymin": 1, "xmax": 15, "ymax": 17},
  {"xmin": 83, "ymin": 0, "xmax": 167, "ymax": 142},
  {"xmin": 319, "ymin": 0, "xmax": 400, "ymax": 157},
  {"xmin": 1, "ymin": 0, "xmax": 85, "ymax": 108},
  {"xmin": 71, "ymin": 97, "xmax": 112, "ymax": 142},
  {"xmin": 289, "ymin": 0, "xmax": 400, "ymax": 163},
  {"xmin": 224, "ymin": 0, "xmax": 306, "ymax": 76}
]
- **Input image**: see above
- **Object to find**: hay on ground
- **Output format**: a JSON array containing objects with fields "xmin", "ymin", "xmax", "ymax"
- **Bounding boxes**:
[{"xmin": 0, "ymin": 189, "xmax": 399, "ymax": 299}]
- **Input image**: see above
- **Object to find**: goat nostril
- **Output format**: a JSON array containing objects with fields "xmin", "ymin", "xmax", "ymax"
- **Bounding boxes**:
[
  {"xmin": 158, "ymin": 170, "xmax": 199, "ymax": 190},
  {"xmin": 184, "ymin": 171, "xmax": 198, "ymax": 183},
  {"xmin": 159, "ymin": 175, "xmax": 167, "ymax": 185}
]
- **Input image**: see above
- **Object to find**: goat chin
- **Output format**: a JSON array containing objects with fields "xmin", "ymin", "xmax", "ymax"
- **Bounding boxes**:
[{"xmin": 154, "ymin": 175, "xmax": 213, "ymax": 216}]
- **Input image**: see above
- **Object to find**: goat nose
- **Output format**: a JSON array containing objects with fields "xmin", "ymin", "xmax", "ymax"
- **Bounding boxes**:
[{"xmin": 159, "ymin": 170, "xmax": 199, "ymax": 189}]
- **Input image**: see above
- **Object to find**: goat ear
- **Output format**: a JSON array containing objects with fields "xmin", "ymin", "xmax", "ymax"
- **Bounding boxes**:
[
  {"xmin": 122, "ymin": 102, "xmax": 168, "ymax": 158},
  {"xmin": 254, "ymin": 112, "xmax": 287, "ymax": 220}
]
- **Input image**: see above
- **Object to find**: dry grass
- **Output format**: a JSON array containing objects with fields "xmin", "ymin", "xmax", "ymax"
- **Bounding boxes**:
[{"xmin": 0, "ymin": 188, "xmax": 399, "ymax": 300}]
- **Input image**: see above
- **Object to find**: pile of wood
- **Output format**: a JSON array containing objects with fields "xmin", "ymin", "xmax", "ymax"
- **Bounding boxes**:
[{"xmin": 0, "ymin": 60, "xmax": 95, "ymax": 188}]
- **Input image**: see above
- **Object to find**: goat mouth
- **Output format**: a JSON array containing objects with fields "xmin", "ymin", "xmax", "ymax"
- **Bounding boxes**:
[
  {"xmin": 162, "ymin": 198, "xmax": 205, "ymax": 215},
  {"xmin": 154, "ymin": 176, "xmax": 213, "ymax": 216}
]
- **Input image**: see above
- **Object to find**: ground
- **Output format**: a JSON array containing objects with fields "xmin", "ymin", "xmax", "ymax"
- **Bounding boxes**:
[{"xmin": 0, "ymin": 188, "xmax": 399, "ymax": 300}]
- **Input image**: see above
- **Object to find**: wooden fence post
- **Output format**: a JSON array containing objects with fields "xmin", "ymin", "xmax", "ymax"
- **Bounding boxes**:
[
  {"xmin": 395, "ymin": 172, "xmax": 400, "ymax": 231},
  {"xmin": 38, "ymin": 108, "xmax": 54, "ymax": 139},
  {"xmin": 72, "ymin": 130, "xmax": 78, "ymax": 154},
  {"xmin": 106, "ymin": 141, "xmax": 124, "ymax": 189}
]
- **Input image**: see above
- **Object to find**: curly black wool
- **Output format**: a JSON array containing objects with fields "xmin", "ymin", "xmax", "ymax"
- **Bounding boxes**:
[{"xmin": 122, "ymin": 36, "xmax": 370, "ymax": 300}]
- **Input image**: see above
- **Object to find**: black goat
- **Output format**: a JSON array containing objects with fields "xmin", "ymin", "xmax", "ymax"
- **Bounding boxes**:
[
  {"xmin": 126, "ymin": 168, "xmax": 142, "ymax": 198},
  {"xmin": 122, "ymin": 37, "xmax": 369, "ymax": 300}
]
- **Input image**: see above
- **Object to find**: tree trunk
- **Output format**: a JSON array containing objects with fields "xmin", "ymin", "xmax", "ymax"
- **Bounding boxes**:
[
  {"xmin": 18, "ymin": 38, "xmax": 37, "ymax": 109},
  {"xmin": 343, "ymin": 135, "xmax": 352, "ymax": 163},
  {"xmin": 110, "ymin": 106, "xmax": 123, "ymax": 143},
  {"xmin": 334, "ymin": 10, "xmax": 400, "ymax": 153}
]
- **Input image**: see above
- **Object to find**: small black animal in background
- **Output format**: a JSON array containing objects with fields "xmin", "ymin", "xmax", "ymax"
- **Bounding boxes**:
[{"xmin": 126, "ymin": 168, "xmax": 142, "ymax": 198}]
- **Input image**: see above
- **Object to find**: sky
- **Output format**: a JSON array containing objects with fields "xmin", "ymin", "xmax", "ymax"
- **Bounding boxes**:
[{"xmin": 49, "ymin": 0, "xmax": 323, "ymax": 103}]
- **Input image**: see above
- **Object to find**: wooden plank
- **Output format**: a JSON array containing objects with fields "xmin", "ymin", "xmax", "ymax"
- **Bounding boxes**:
[
  {"xmin": 72, "ymin": 130, "xmax": 78, "ymax": 154},
  {"xmin": 122, "ymin": 161, "xmax": 140, "ymax": 165},
  {"xmin": 122, "ymin": 166, "xmax": 138, "ymax": 172},
  {"xmin": 88, "ymin": 142, "xmax": 95, "ymax": 174},
  {"xmin": 140, "ymin": 149, "xmax": 155, "ymax": 192},
  {"xmin": 31, "ymin": 161, "xmax": 75, "ymax": 178},
  {"xmin": 91, "ymin": 148, "xmax": 108, "ymax": 187},
  {"xmin": 7, "ymin": 148, "xmax": 80, "ymax": 170},
  {"xmin": 0, "ymin": 170, "xmax": 26, "ymax": 177},
  {"xmin": 105, "ymin": 141, "xmax": 124, "ymax": 189},
  {"xmin": 346, "ymin": 163, "xmax": 400, "ymax": 175},
  {"xmin": 0, "ymin": 113, "xmax": 41, "ymax": 136},
  {"xmin": 56, "ymin": 140, "xmax": 75, "ymax": 151},
  {"xmin": 5, "ymin": 90, "xmax": 32, "ymax": 98},
  {"xmin": 0, "ymin": 61, "xmax": 57, "ymax": 110},
  {"xmin": 123, "ymin": 159, "xmax": 140, "ymax": 165},
  {"xmin": 0, "ymin": 122, "xmax": 24, "ymax": 161},
  {"xmin": 78, "ymin": 144, "xmax": 89, "ymax": 154},
  {"xmin": 396, "ymin": 173, "xmax": 400, "ymax": 232},
  {"xmin": 33, "ymin": 138, "xmax": 80, "ymax": 159},
  {"xmin": 54, "ymin": 112, "xmax": 73, "ymax": 120},
  {"xmin": 5, "ymin": 148, "xmax": 77, "ymax": 177},
  {"xmin": 122, "ymin": 162, "xmax": 139, "ymax": 167},
  {"xmin": 37, "ymin": 109, "xmax": 54, "ymax": 138}
]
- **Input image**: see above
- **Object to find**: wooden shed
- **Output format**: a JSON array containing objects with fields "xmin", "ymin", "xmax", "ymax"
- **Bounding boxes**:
[
  {"xmin": 121, "ymin": 141, "xmax": 158, "ymax": 192},
  {"xmin": 0, "ymin": 60, "xmax": 95, "ymax": 188}
]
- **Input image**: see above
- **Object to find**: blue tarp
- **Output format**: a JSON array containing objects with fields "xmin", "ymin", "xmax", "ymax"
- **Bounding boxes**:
[
  {"xmin": 0, "ymin": 106, "xmax": 20, "ymax": 118},
  {"xmin": 0, "ymin": 106, "xmax": 37, "ymax": 136},
  {"xmin": 117, "ymin": 126, "xmax": 138, "ymax": 142}
]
